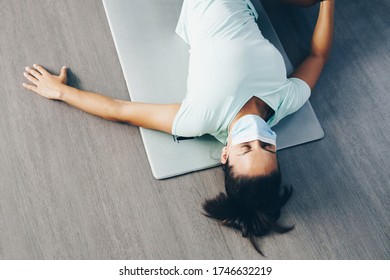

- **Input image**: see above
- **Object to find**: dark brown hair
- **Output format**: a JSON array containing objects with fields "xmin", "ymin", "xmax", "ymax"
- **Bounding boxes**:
[{"xmin": 202, "ymin": 159, "xmax": 294, "ymax": 256}]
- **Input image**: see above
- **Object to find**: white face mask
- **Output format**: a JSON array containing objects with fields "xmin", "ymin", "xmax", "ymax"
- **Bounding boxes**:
[{"xmin": 230, "ymin": 114, "xmax": 277, "ymax": 147}]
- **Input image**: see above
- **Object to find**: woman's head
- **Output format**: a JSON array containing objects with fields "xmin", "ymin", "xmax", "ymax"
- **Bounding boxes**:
[
  {"xmin": 203, "ymin": 152, "xmax": 294, "ymax": 255},
  {"xmin": 224, "ymin": 113, "xmax": 278, "ymax": 177}
]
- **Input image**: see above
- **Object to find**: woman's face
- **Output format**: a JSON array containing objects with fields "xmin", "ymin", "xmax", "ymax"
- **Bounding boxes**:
[{"xmin": 221, "ymin": 138, "xmax": 277, "ymax": 177}]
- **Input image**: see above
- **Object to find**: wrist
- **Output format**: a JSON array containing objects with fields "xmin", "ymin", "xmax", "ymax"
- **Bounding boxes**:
[{"xmin": 57, "ymin": 84, "xmax": 68, "ymax": 101}]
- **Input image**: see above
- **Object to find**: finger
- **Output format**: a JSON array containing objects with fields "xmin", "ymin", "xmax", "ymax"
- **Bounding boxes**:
[
  {"xmin": 60, "ymin": 66, "xmax": 67, "ymax": 78},
  {"xmin": 22, "ymin": 82, "xmax": 38, "ymax": 93},
  {"xmin": 33, "ymin": 64, "xmax": 49, "ymax": 76},
  {"xmin": 25, "ymin": 67, "xmax": 42, "ymax": 80},
  {"xmin": 23, "ymin": 72, "xmax": 39, "ymax": 84}
]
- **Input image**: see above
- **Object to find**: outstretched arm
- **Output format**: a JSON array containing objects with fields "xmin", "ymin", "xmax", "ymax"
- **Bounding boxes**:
[
  {"xmin": 289, "ymin": 0, "xmax": 335, "ymax": 90},
  {"xmin": 22, "ymin": 64, "xmax": 180, "ymax": 134}
]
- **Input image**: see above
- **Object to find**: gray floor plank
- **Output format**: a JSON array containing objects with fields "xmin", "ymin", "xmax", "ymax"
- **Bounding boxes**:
[{"xmin": 0, "ymin": 0, "xmax": 388, "ymax": 259}]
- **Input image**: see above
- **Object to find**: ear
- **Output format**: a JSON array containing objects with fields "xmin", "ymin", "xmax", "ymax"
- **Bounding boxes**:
[{"xmin": 220, "ymin": 146, "xmax": 228, "ymax": 164}]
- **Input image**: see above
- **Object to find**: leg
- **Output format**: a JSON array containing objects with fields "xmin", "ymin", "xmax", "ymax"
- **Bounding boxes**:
[{"xmin": 280, "ymin": 0, "xmax": 321, "ymax": 7}]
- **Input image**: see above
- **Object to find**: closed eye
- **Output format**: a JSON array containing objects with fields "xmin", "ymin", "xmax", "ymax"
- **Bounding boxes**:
[
  {"xmin": 262, "ymin": 143, "xmax": 276, "ymax": 153},
  {"xmin": 241, "ymin": 144, "xmax": 251, "ymax": 149},
  {"xmin": 240, "ymin": 142, "xmax": 275, "ymax": 154},
  {"xmin": 238, "ymin": 144, "xmax": 252, "ymax": 155}
]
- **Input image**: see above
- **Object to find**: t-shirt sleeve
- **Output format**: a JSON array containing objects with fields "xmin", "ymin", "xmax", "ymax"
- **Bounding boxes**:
[
  {"xmin": 269, "ymin": 77, "xmax": 311, "ymax": 126},
  {"xmin": 171, "ymin": 99, "xmax": 212, "ymax": 138}
]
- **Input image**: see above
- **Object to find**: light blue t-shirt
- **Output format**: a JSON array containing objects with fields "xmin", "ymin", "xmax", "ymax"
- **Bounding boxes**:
[{"xmin": 172, "ymin": 0, "xmax": 311, "ymax": 144}]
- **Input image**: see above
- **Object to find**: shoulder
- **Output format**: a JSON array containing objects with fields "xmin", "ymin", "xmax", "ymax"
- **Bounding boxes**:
[
  {"xmin": 172, "ymin": 100, "xmax": 216, "ymax": 137},
  {"xmin": 282, "ymin": 77, "xmax": 311, "ymax": 107},
  {"xmin": 269, "ymin": 78, "xmax": 311, "ymax": 125}
]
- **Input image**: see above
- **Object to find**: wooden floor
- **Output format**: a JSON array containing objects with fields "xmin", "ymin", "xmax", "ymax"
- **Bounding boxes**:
[{"xmin": 0, "ymin": 0, "xmax": 388, "ymax": 259}]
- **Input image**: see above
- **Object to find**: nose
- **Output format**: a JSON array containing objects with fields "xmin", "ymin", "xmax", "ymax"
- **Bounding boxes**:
[{"xmin": 252, "ymin": 140, "xmax": 264, "ymax": 148}]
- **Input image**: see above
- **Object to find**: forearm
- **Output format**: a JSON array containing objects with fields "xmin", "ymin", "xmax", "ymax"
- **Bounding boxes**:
[
  {"xmin": 58, "ymin": 84, "xmax": 122, "ymax": 122},
  {"xmin": 57, "ymin": 84, "xmax": 180, "ymax": 133},
  {"xmin": 310, "ymin": 0, "xmax": 335, "ymax": 60}
]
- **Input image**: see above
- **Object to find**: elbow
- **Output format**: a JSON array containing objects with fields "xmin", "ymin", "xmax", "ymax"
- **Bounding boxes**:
[
  {"xmin": 108, "ymin": 100, "xmax": 126, "ymax": 122},
  {"xmin": 309, "ymin": 52, "xmax": 329, "ymax": 64},
  {"xmin": 310, "ymin": 45, "xmax": 333, "ymax": 62}
]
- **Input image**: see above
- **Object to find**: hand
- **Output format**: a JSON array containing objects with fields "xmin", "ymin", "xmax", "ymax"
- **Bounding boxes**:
[{"xmin": 23, "ymin": 64, "xmax": 68, "ymax": 100}]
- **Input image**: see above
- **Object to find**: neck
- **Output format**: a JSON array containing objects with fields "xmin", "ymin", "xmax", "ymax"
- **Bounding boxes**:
[{"xmin": 228, "ymin": 98, "xmax": 272, "ymax": 133}]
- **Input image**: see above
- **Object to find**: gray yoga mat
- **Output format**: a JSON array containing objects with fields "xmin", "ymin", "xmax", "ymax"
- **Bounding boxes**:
[{"xmin": 102, "ymin": 0, "xmax": 324, "ymax": 179}]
